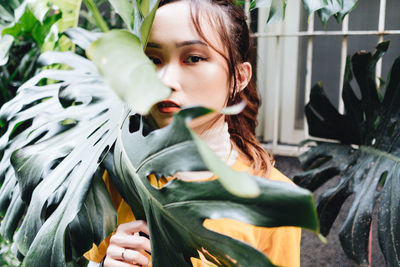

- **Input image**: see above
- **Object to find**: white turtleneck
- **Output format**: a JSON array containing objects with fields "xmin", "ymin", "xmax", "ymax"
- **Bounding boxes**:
[{"xmin": 174, "ymin": 122, "xmax": 238, "ymax": 181}]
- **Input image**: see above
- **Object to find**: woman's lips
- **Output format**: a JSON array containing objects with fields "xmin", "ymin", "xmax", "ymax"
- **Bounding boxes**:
[{"xmin": 157, "ymin": 100, "xmax": 181, "ymax": 114}]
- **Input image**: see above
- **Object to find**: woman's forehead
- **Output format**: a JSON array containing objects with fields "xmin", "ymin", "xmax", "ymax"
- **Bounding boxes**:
[{"xmin": 150, "ymin": 1, "xmax": 224, "ymax": 48}]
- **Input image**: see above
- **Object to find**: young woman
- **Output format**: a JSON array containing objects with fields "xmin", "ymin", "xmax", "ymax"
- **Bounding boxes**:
[{"xmin": 85, "ymin": 0, "xmax": 301, "ymax": 266}]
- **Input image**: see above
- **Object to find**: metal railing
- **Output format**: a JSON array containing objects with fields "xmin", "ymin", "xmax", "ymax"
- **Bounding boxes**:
[{"xmin": 252, "ymin": 0, "xmax": 400, "ymax": 156}]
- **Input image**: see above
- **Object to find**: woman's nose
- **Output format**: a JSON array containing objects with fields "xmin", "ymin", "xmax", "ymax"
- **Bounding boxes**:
[{"xmin": 157, "ymin": 63, "xmax": 181, "ymax": 92}]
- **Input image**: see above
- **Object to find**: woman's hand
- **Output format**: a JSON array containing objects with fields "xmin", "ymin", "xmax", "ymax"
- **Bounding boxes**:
[{"xmin": 104, "ymin": 220, "xmax": 151, "ymax": 267}]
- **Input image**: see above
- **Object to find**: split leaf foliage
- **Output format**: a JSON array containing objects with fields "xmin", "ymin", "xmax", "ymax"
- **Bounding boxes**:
[
  {"xmin": 113, "ymin": 107, "xmax": 318, "ymax": 266},
  {"xmin": 0, "ymin": 0, "xmax": 320, "ymax": 266},
  {"xmin": 0, "ymin": 41, "xmax": 122, "ymax": 266},
  {"xmin": 294, "ymin": 41, "xmax": 400, "ymax": 266}
]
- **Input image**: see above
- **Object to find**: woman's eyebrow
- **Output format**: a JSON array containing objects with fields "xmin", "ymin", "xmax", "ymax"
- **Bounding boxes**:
[
  {"xmin": 176, "ymin": 40, "xmax": 207, "ymax": 47},
  {"xmin": 147, "ymin": 42, "xmax": 161, "ymax": 48},
  {"xmin": 146, "ymin": 40, "xmax": 207, "ymax": 49}
]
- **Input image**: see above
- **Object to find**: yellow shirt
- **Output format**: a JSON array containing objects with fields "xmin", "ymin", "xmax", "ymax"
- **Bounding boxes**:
[{"xmin": 84, "ymin": 159, "xmax": 301, "ymax": 267}]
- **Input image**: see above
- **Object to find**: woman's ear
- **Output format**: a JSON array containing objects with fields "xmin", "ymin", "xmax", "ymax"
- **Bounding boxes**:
[{"xmin": 236, "ymin": 62, "xmax": 252, "ymax": 92}]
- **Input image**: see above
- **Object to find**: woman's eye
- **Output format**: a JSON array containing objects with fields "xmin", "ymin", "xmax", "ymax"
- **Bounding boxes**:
[
  {"xmin": 149, "ymin": 56, "xmax": 162, "ymax": 65},
  {"xmin": 184, "ymin": 56, "xmax": 206, "ymax": 64}
]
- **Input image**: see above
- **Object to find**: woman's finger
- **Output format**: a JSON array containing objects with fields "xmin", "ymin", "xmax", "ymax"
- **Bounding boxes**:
[
  {"xmin": 103, "ymin": 257, "xmax": 138, "ymax": 267},
  {"xmin": 116, "ymin": 220, "xmax": 150, "ymax": 236},
  {"xmin": 105, "ymin": 245, "xmax": 150, "ymax": 266},
  {"xmin": 107, "ymin": 244, "xmax": 127, "ymax": 260},
  {"xmin": 109, "ymin": 233, "xmax": 151, "ymax": 252},
  {"xmin": 122, "ymin": 248, "xmax": 151, "ymax": 266}
]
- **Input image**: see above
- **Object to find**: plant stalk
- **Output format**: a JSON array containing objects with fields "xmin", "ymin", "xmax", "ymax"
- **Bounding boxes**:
[{"xmin": 82, "ymin": 0, "xmax": 109, "ymax": 32}]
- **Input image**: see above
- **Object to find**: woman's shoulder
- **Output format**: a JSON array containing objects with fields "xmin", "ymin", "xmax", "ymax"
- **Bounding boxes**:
[
  {"xmin": 232, "ymin": 157, "xmax": 294, "ymax": 185},
  {"xmin": 268, "ymin": 167, "xmax": 295, "ymax": 185}
]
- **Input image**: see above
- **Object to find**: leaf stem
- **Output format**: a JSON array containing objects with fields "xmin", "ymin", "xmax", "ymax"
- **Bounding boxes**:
[{"xmin": 82, "ymin": 0, "xmax": 109, "ymax": 32}]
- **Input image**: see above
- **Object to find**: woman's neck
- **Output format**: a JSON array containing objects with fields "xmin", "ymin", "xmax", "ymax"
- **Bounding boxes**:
[
  {"xmin": 174, "ymin": 122, "xmax": 238, "ymax": 180},
  {"xmin": 199, "ymin": 122, "xmax": 237, "ymax": 165}
]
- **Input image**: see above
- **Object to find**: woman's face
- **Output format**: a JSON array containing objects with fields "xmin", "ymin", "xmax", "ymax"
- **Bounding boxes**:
[{"xmin": 146, "ymin": 1, "xmax": 231, "ymax": 132}]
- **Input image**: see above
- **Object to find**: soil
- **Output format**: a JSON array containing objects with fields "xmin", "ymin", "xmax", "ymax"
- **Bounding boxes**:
[{"xmin": 275, "ymin": 156, "xmax": 386, "ymax": 267}]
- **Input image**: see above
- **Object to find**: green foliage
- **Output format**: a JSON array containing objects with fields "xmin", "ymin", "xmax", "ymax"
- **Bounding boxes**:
[
  {"xmin": 0, "ymin": 44, "xmax": 121, "ymax": 265},
  {"xmin": 294, "ymin": 42, "xmax": 400, "ymax": 266},
  {"xmin": 250, "ymin": 0, "xmax": 287, "ymax": 24},
  {"xmin": 113, "ymin": 107, "xmax": 318, "ymax": 266},
  {"xmin": 87, "ymin": 30, "xmax": 169, "ymax": 114},
  {"xmin": 301, "ymin": 0, "xmax": 358, "ymax": 24},
  {"xmin": 0, "ymin": 0, "xmax": 369, "ymax": 266},
  {"xmin": 108, "ymin": 0, "xmax": 135, "ymax": 30},
  {"xmin": 0, "ymin": 0, "xmax": 83, "ymax": 106},
  {"xmin": 316, "ymin": 0, "xmax": 358, "ymax": 24},
  {"xmin": 3, "ymin": 8, "xmax": 62, "ymax": 47},
  {"xmin": 250, "ymin": 0, "xmax": 357, "ymax": 25},
  {"xmin": 0, "ymin": 1, "xmax": 320, "ymax": 266},
  {"xmin": 0, "ymin": 29, "xmax": 319, "ymax": 267},
  {"xmin": 0, "ymin": 235, "xmax": 20, "ymax": 266},
  {"xmin": 108, "ymin": 0, "xmax": 160, "ymax": 47}
]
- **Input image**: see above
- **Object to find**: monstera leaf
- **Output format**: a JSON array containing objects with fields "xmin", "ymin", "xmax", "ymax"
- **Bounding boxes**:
[
  {"xmin": 294, "ymin": 41, "xmax": 400, "ymax": 266},
  {"xmin": 0, "ymin": 31, "xmax": 123, "ymax": 265},
  {"xmin": 0, "ymin": 1, "xmax": 319, "ymax": 266},
  {"xmin": 0, "ymin": 30, "xmax": 319, "ymax": 266},
  {"xmin": 112, "ymin": 107, "xmax": 319, "ymax": 266},
  {"xmin": 0, "ymin": 16, "xmax": 173, "ymax": 264}
]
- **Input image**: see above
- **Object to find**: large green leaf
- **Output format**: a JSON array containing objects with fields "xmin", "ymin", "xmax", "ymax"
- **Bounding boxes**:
[
  {"xmin": 0, "ymin": 34, "xmax": 121, "ymax": 266},
  {"xmin": 67, "ymin": 167, "xmax": 117, "ymax": 261},
  {"xmin": 113, "ymin": 107, "xmax": 318, "ymax": 266},
  {"xmin": 294, "ymin": 41, "xmax": 400, "ymax": 266},
  {"xmin": 87, "ymin": 30, "xmax": 170, "ymax": 114}
]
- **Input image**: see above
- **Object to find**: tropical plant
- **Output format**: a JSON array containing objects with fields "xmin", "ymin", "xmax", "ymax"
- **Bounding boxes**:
[
  {"xmin": 0, "ymin": 2, "xmax": 320, "ymax": 267},
  {"xmin": 0, "ymin": 0, "xmax": 362, "ymax": 266},
  {"xmin": 0, "ymin": 0, "xmax": 122, "ymax": 107},
  {"xmin": 294, "ymin": 41, "xmax": 400, "ymax": 267},
  {"xmin": 0, "ymin": 0, "xmax": 84, "ymax": 106},
  {"xmin": 0, "ymin": 19, "xmax": 320, "ymax": 267}
]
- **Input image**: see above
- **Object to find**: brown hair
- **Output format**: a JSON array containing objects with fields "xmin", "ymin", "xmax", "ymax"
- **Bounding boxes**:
[{"xmin": 159, "ymin": 0, "xmax": 273, "ymax": 175}]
